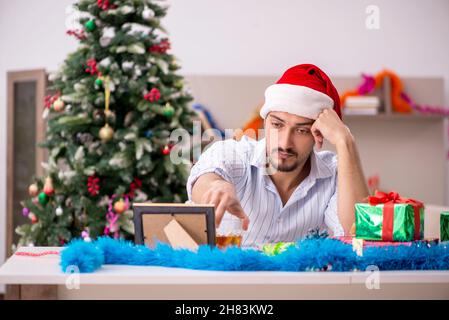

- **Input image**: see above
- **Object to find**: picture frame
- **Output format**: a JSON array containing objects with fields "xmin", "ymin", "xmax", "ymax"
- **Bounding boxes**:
[{"xmin": 133, "ymin": 203, "xmax": 216, "ymax": 250}]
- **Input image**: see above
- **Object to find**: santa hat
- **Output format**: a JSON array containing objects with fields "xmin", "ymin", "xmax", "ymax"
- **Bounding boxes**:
[{"xmin": 260, "ymin": 64, "xmax": 341, "ymax": 120}]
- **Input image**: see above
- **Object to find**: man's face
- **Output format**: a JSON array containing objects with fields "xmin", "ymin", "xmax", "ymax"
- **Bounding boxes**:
[{"xmin": 264, "ymin": 111, "xmax": 315, "ymax": 172}]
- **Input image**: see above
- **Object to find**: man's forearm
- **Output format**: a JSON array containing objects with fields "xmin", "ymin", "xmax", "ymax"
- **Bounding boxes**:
[{"xmin": 335, "ymin": 133, "xmax": 369, "ymax": 234}]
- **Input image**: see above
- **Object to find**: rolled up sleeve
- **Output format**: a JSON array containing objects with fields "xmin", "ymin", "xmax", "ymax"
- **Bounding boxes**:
[{"xmin": 186, "ymin": 139, "xmax": 248, "ymax": 201}]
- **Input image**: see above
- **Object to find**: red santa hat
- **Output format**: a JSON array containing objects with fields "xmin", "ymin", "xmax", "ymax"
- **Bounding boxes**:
[{"xmin": 260, "ymin": 64, "xmax": 342, "ymax": 120}]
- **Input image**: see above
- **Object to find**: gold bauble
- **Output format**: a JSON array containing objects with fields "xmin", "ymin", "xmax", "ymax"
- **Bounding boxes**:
[
  {"xmin": 53, "ymin": 98, "xmax": 65, "ymax": 112},
  {"xmin": 99, "ymin": 124, "xmax": 114, "ymax": 142},
  {"xmin": 114, "ymin": 199, "xmax": 127, "ymax": 214}
]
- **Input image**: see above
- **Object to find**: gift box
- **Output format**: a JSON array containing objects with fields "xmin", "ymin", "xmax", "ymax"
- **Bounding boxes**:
[
  {"xmin": 260, "ymin": 242, "xmax": 296, "ymax": 256},
  {"xmin": 334, "ymin": 236, "xmax": 438, "ymax": 256},
  {"xmin": 355, "ymin": 191, "xmax": 424, "ymax": 242},
  {"xmin": 441, "ymin": 212, "xmax": 449, "ymax": 242}
]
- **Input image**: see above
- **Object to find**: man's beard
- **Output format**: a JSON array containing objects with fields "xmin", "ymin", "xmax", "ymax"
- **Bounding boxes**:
[{"xmin": 268, "ymin": 148, "xmax": 300, "ymax": 172}]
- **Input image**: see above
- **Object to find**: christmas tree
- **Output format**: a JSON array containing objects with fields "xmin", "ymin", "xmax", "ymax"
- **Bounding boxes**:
[{"xmin": 16, "ymin": 0, "xmax": 195, "ymax": 247}]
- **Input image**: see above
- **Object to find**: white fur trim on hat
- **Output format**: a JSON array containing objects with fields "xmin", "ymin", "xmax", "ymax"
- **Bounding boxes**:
[{"xmin": 260, "ymin": 84, "xmax": 334, "ymax": 120}]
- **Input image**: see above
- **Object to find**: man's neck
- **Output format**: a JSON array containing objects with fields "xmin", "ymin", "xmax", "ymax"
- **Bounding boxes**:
[{"xmin": 269, "ymin": 155, "xmax": 311, "ymax": 205}]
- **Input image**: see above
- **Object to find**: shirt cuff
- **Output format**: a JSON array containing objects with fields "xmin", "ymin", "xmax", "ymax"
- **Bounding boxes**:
[{"xmin": 186, "ymin": 167, "xmax": 234, "ymax": 201}]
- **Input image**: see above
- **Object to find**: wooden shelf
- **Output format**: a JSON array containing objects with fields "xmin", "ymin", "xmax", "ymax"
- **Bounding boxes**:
[{"xmin": 343, "ymin": 113, "xmax": 448, "ymax": 120}]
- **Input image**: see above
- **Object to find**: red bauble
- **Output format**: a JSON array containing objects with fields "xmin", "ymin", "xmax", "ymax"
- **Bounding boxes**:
[{"xmin": 162, "ymin": 145, "xmax": 170, "ymax": 155}]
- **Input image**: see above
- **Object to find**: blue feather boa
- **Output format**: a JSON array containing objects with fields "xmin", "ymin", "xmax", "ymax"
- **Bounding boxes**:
[{"xmin": 60, "ymin": 236, "xmax": 449, "ymax": 273}]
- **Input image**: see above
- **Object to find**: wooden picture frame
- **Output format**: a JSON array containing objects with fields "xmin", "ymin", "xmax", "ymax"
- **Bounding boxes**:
[
  {"xmin": 6, "ymin": 69, "xmax": 47, "ymax": 258},
  {"xmin": 133, "ymin": 203, "xmax": 216, "ymax": 250}
]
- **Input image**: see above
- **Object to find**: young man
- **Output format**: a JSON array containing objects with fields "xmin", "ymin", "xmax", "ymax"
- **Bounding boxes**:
[{"xmin": 186, "ymin": 64, "xmax": 369, "ymax": 247}]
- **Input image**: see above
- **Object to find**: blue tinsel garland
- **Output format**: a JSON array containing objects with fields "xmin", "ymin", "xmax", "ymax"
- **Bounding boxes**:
[{"xmin": 60, "ymin": 236, "xmax": 449, "ymax": 273}]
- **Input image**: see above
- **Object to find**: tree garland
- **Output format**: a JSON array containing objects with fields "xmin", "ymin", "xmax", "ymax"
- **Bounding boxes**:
[{"xmin": 60, "ymin": 236, "xmax": 449, "ymax": 273}]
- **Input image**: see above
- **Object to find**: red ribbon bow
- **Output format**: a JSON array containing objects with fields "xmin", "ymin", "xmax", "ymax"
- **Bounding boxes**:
[{"xmin": 365, "ymin": 191, "xmax": 423, "ymax": 241}]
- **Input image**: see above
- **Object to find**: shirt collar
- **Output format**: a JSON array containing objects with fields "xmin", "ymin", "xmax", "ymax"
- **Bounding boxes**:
[{"xmin": 250, "ymin": 137, "xmax": 334, "ymax": 180}]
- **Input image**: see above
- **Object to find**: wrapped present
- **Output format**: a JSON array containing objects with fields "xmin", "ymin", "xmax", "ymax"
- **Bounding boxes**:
[
  {"xmin": 260, "ymin": 242, "xmax": 296, "ymax": 256},
  {"xmin": 334, "ymin": 236, "xmax": 438, "ymax": 256},
  {"xmin": 441, "ymin": 212, "xmax": 449, "ymax": 242},
  {"xmin": 355, "ymin": 191, "xmax": 424, "ymax": 242}
]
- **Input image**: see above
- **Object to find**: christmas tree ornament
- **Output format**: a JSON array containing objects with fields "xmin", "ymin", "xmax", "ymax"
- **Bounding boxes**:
[
  {"xmin": 98, "ymin": 76, "xmax": 114, "ymax": 142},
  {"xmin": 145, "ymin": 130, "xmax": 153, "ymax": 138},
  {"xmin": 22, "ymin": 207, "xmax": 30, "ymax": 217},
  {"xmin": 97, "ymin": 0, "xmax": 116, "ymax": 11},
  {"xmin": 85, "ymin": 19, "xmax": 96, "ymax": 32},
  {"xmin": 56, "ymin": 206, "xmax": 63, "ymax": 216},
  {"xmin": 85, "ymin": 58, "xmax": 100, "ymax": 76},
  {"xmin": 66, "ymin": 29, "xmax": 87, "ymax": 41},
  {"xmin": 162, "ymin": 144, "xmax": 171, "ymax": 155},
  {"xmin": 87, "ymin": 175, "xmax": 100, "ymax": 196},
  {"xmin": 52, "ymin": 98, "xmax": 65, "ymax": 112},
  {"xmin": 114, "ymin": 199, "xmax": 127, "ymax": 214},
  {"xmin": 149, "ymin": 39, "xmax": 170, "ymax": 54},
  {"xmin": 142, "ymin": 7, "xmax": 155, "ymax": 20},
  {"xmin": 43, "ymin": 177, "xmax": 54, "ymax": 196},
  {"xmin": 28, "ymin": 183, "xmax": 39, "ymax": 197},
  {"xmin": 44, "ymin": 93, "xmax": 60, "ymax": 109},
  {"xmin": 162, "ymin": 103, "xmax": 175, "ymax": 117},
  {"xmin": 29, "ymin": 213, "xmax": 38, "ymax": 224},
  {"xmin": 99, "ymin": 124, "xmax": 114, "ymax": 142},
  {"xmin": 128, "ymin": 177, "xmax": 142, "ymax": 198},
  {"xmin": 95, "ymin": 78, "xmax": 103, "ymax": 86},
  {"xmin": 143, "ymin": 87, "xmax": 161, "ymax": 102},
  {"xmin": 38, "ymin": 192, "xmax": 49, "ymax": 205}
]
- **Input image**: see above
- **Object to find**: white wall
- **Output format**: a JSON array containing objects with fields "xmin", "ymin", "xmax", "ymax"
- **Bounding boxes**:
[{"xmin": 1, "ymin": 0, "xmax": 449, "ymax": 293}]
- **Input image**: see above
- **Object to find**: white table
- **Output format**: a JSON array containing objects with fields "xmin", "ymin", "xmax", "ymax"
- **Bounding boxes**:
[{"xmin": 1, "ymin": 247, "xmax": 449, "ymax": 299}]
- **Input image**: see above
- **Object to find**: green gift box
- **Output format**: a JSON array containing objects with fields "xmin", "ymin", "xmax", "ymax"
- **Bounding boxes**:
[
  {"xmin": 441, "ymin": 212, "xmax": 449, "ymax": 242},
  {"xmin": 355, "ymin": 191, "xmax": 424, "ymax": 242}
]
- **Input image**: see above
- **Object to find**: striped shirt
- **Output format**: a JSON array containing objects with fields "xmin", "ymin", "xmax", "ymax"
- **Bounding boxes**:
[{"xmin": 186, "ymin": 135, "xmax": 344, "ymax": 247}]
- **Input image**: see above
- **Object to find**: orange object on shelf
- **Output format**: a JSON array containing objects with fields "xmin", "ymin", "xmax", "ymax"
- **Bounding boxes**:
[{"xmin": 340, "ymin": 69, "xmax": 413, "ymax": 114}]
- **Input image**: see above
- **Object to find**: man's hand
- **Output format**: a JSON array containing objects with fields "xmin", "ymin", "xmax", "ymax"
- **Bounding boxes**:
[
  {"xmin": 311, "ymin": 108, "xmax": 353, "ymax": 149},
  {"xmin": 195, "ymin": 176, "xmax": 250, "ymax": 230}
]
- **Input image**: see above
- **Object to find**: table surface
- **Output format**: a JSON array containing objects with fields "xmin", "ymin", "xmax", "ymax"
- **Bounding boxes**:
[{"xmin": 1, "ymin": 247, "xmax": 449, "ymax": 286}]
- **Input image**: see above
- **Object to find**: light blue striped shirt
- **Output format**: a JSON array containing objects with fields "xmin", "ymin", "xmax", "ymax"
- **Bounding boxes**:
[{"xmin": 186, "ymin": 136, "xmax": 344, "ymax": 247}]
